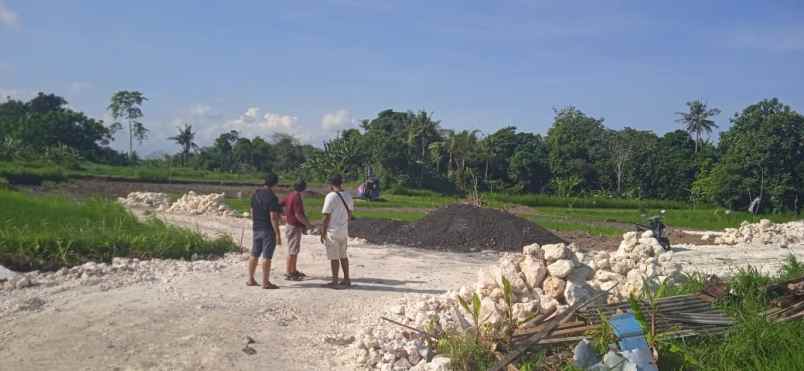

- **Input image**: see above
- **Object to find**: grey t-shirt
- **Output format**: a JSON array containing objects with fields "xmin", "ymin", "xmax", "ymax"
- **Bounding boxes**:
[{"xmin": 251, "ymin": 188, "xmax": 282, "ymax": 230}]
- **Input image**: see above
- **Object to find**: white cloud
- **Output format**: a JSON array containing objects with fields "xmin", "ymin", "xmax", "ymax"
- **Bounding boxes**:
[
  {"xmin": 0, "ymin": 1, "xmax": 19, "ymax": 29},
  {"xmin": 69, "ymin": 81, "xmax": 93, "ymax": 95},
  {"xmin": 217, "ymin": 107, "xmax": 302, "ymax": 141},
  {"xmin": 321, "ymin": 109, "xmax": 354, "ymax": 130},
  {"xmin": 189, "ymin": 104, "xmax": 211, "ymax": 116}
]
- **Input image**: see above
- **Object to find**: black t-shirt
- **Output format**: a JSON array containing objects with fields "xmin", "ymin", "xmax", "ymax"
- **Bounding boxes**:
[{"xmin": 251, "ymin": 188, "xmax": 282, "ymax": 230}]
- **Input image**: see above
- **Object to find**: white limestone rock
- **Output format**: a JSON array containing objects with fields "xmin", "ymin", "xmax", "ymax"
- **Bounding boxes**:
[
  {"xmin": 519, "ymin": 257, "xmax": 547, "ymax": 289},
  {"xmin": 547, "ymin": 259, "xmax": 575, "ymax": 279},
  {"xmin": 542, "ymin": 243, "xmax": 569, "ymax": 262}
]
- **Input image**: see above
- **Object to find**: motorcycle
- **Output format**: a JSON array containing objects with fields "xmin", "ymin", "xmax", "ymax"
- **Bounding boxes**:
[{"xmin": 635, "ymin": 210, "xmax": 671, "ymax": 251}]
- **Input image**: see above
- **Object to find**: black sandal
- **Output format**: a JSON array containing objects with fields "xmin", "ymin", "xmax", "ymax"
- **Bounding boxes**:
[{"xmin": 262, "ymin": 282, "xmax": 279, "ymax": 289}]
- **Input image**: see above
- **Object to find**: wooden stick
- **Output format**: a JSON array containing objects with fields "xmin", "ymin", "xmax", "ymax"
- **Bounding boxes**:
[{"xmin": 380, "ymin": 317, "xmax": 438, "ymax": 341}]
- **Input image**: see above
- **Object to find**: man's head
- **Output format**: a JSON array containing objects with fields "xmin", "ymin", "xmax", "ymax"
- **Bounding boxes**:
[
  {"xmin": 264, "ymin": 172, "xmax": 279, "ymax": 188},
  {"xmin": 327, "ymin": 174, "xmax": 343, "ymax": 190},
  {"xmin": 293, "ymin": 179, "xmax": 307, "ymax": 192}
]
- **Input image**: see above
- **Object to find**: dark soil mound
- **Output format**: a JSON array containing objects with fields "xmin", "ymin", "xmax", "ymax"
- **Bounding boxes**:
[
  {"xmin": 350, "ymin": 204, "xmax": 564, "ymax": 252},
  {"xmin": 350, "ymin": 219, "xmax": 407, "ymax": 241}
]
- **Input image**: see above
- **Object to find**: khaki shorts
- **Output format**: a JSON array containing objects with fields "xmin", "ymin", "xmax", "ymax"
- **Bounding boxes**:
[
  {"xmin": 286, "ymin": 224, "xmax": 303, "ymax": 256},
  {"xmin": 324, "ymin": 234, "xmax": 348, "ymax": 260}
]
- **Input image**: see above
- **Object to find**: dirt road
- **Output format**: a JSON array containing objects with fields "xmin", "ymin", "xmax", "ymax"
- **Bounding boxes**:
[{"xmin": 0, "ymin": 213, "xmax": 496, "ymax": 371}]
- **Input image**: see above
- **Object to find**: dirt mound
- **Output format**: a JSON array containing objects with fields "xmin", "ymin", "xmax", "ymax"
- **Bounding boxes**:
[{"xmin": 351, "ymin": 204, "xmax": 563, "ymax": 252}]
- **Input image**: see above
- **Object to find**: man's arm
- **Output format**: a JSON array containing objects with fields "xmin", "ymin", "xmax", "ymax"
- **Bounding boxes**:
[
  {"xmin": 271, "ymin": 211, "xmax": 282, "ymax": 245},
  {"xmin": 320, "ymin": 213, "xmax": 331, "ymax": 243},
  {"xmin": 295, "ymin": 209, "xmax": 312, "ymax": 228},
  {"xmin": 295, "ymin": 196, "xmax": 312, "ymax": 228}
]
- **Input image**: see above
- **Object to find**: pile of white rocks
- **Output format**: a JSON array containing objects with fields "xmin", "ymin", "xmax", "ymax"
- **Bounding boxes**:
[
  {"xmin": 0, "ymin": 255, "xmax": 234, "ymax": 293},
  {"xmin": 350, "ymin": 231, "xmax": 683, "ymax": 370},
  {"xmin": 586, "ymin": 231, "xmax": 683, "ymax": 303},
  {"xmin": 118, "ymin": 191, "xmax": 245, "ymax": 217},
  {"xmin": 167, "ymin": 191, "xmax": 237, "ymax": 217},
  {"xmin": 117, "ymin": 192, "xmax": 171, "ymax": 210},
  {"xmin": 713, "ymin": 219, "xmax": 804, "ymax": 248}
]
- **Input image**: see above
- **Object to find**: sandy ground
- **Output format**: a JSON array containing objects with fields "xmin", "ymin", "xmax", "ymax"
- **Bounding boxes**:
[
  {"xmin": 0, "ymin": 212, "xmax": 497, "ymax": 371},
  {"xmin": 1, "ymin": 211, "xmax": 802, "ymax": 371}
]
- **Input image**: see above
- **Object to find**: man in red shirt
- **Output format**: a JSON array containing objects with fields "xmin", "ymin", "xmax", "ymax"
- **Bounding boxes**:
[{"xmin": 281, "ymin": 179, "xmax": 313, "ymax": 281}]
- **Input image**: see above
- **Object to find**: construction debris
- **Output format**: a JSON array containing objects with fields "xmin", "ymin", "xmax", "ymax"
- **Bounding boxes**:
[
  {"xmin": 349, "ymin": 231, "xmax": 684, "ymax": 370},
  {"xmin": 714, "ymin": 219, "xmax": 804, "ymax": 248}
]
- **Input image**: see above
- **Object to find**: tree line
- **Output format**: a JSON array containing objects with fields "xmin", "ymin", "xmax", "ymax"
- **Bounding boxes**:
[{"xmin": 1, "ymin": 91, "xmax": 802, "ymax": 213}]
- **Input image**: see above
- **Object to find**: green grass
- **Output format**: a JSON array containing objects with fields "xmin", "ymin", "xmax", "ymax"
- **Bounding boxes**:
[
  {"xmin": 75, "ymin": 162, "xmax": 266, "ymax": 184},
  {"xmin": 529, "ymin": 215, "xmax": 625, "ymax": 237},
  {"xmin": 0, "ymin": 190, "xmax": 236, "ymax": 271},
  {"xmin": 636, "ymin": 257, "xmax": 804, "ymax": 371},
  {"xmin": 485, "ymin": 192, "xmax": 691, "ymax": 210},
  {"xmin": 0, "ymin": 161, "xmax": 67, "ymax": 185}
]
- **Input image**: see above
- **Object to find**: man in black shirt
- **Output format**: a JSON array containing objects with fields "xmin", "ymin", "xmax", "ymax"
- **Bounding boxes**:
[{"xmin": 248, "ymin": 173, "xmax": 283, "ymax": 289}]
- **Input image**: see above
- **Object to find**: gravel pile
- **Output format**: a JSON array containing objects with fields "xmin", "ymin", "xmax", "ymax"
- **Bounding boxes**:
[
  {"xmin": 117, "ymin": 192, "xmax": 171, "ymax": 210},
  {"xmin": 713, "ymin": 219, "xmax": 804, "ymax": 248},
  {"xmin": 351, "ymin": 204, "xmax": 564, "ymax": 252},
  {"xmin": 0, "ymin": 255, "xmax": 235, "ymax": 294},
  {"xmin": 347, "ymin": 231, "xmax": 682, "ymax": 370}
]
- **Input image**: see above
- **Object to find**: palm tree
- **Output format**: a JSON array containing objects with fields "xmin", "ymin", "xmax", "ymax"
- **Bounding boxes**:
[
  {"xmin": 675, "ymin": 100, "xmax": 721, "ymax": 152},
  {"xmin": 168, "ymin": 123, "xmax": 198, "ymax": 166}
]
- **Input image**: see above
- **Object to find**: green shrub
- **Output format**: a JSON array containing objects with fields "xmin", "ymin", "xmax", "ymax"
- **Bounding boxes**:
[
  {"xmin": 436, "ymin": 332, "xmax": 497, "ymax": 371},
  {"xmin": 0, "ymin": 162, "xmax": 67, "ymax": 185},
  {"xmin": 0, "ymin": 190, "xmax": 236, "ymax": 271}
]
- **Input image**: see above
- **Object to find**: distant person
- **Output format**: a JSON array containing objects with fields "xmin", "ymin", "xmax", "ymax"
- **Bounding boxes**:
[
  {"xmin": 320, "ymin": 174, "xmax": 354, "ymax": 288},
  {"xmin": 247, "ymin": 173, "xmax": 283, "ymax": 289},
  {"xmin": 281, "ymin": 179, "xmax": 313, "ymax": 281}
]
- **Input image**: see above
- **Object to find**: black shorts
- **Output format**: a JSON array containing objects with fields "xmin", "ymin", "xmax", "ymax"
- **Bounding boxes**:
[{"xmin": 251, "ymin": 229, "xmax": 276, "ymax": 259}]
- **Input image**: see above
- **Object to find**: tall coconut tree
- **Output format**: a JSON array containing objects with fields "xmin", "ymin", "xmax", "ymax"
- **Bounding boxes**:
[
  {"xmin": 675, "ymin": 100, "xmax": 721, "ymax": 152},
  {"xmin": 168, "ymin": 123, "xmax": 198, "ymax": 166}
]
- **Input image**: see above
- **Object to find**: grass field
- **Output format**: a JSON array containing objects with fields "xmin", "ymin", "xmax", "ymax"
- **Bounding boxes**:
[
  {"xmin": 0, "ymin": 190, "xmax": 236, "ymax": 271},
  {"xmin": 75, "ymin": 162, "xmax": 267, "ymax": 184},
  {"xmin": 225, "ymin": 195, "xmax": 427, "ymax": 222},
  {"xmin": 223, "ymin": 189, "xmax": 801, "ymax": 234}
]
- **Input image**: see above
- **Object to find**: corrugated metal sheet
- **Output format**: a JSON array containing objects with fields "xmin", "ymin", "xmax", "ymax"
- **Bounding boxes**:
[{"xmin": 513, "ymin": 293, "xmax": 735, "ymax": 344}]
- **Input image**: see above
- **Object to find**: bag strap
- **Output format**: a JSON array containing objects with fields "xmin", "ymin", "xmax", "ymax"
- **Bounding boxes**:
[{"xmin": 335, "ymin": 192, "xmax": 352, "ymax": 218}]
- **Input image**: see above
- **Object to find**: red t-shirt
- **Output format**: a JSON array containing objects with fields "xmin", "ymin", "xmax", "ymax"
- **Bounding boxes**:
[{"xmin": 281, "ymin": 191, "xmax": 305, "ymax": 227}]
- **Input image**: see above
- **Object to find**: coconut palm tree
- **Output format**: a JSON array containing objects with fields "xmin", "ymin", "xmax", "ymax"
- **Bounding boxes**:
[
  {"xmin": 168, "ymin": 123, "xmax": 198, "ymax": 166},
  {"xmin": 675, "ymin": 100, "xmax": 721, "ymax": 152}
]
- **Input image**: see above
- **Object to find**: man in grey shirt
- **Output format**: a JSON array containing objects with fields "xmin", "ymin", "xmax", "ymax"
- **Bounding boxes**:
[{"xmin": 248, "ymin": 173, "xmax": 283, "ymax": 289}]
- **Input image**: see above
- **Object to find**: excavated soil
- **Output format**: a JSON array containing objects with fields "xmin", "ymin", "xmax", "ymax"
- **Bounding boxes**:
[{"xmin": 350, "ymin": 204, "xmax": 564, "ymax": 252}]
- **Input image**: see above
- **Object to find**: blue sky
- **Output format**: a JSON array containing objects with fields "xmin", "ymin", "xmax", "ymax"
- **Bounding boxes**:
[{"xmin": 2, "ymin": 0, "xmax": 803, "ymax": 154}]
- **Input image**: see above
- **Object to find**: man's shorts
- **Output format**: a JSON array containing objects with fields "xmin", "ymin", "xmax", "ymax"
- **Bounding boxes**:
[
  {"xmin": 251, "ymin": 229, "xmax": 276, "ymax": 259},
  {"xmin": 286, "ymin": 224, "xmax": 303, "ymax": 256},
  {"xmin": 324, "ymin": 233, "xmax": 348, "ymax": 260}
]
